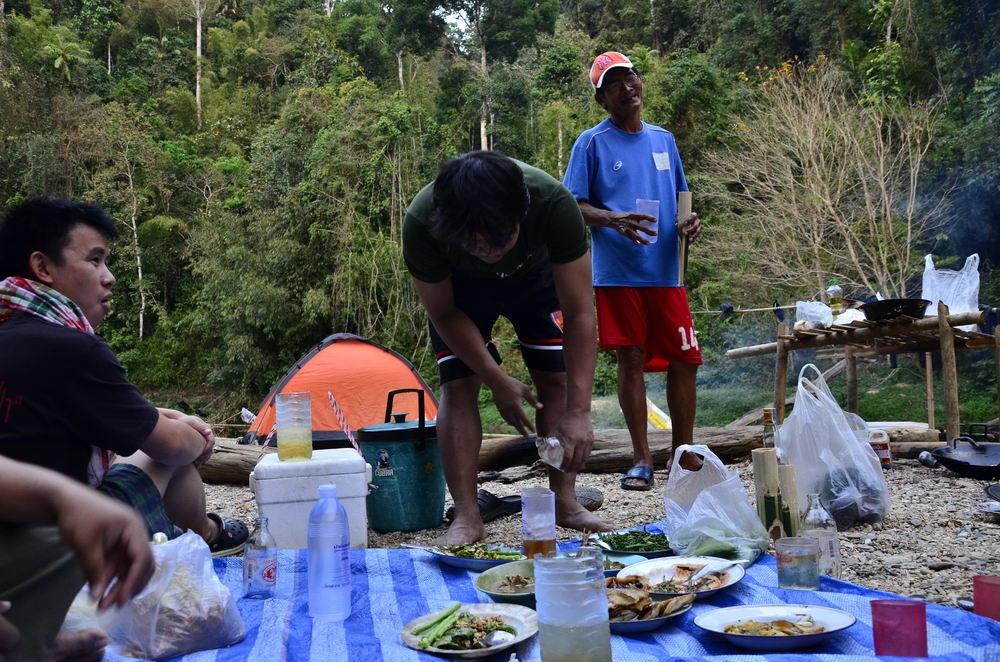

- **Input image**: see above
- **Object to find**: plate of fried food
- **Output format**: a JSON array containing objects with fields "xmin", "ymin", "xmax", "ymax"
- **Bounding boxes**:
[
  {"xmin": 617, "ymin": 556, "xmax": 745, "ymax": 599},
  {"xmin": 411, "ymin": 544, "xmax": 526, "ymax": 572},
  {"xmin": 694, "ymin": 604, "xmax": 856, "ymax": 651},
  {"xmin": 401, "ymin": 602, "xmax": 538, "ymax": 658},
  {"xmin": 605, "ymin": 576, "xmax": 695, "ymax": 634}
]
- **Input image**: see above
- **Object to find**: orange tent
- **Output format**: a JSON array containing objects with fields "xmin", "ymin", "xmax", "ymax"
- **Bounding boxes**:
[{"xmin": 244, "ymin": 334, "xmax": 438, "ymax": 447}]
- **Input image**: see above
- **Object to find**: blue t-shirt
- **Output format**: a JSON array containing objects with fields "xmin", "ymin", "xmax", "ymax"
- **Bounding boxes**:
[{"xmin": 563, "ymin": 119, "xmax": 689, "ymax": 287}]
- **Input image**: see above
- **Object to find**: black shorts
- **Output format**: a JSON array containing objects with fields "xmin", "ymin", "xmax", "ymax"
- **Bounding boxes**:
[{"xmin": 431, "ymin": 264, "xmax": 566, "ymax": 383}]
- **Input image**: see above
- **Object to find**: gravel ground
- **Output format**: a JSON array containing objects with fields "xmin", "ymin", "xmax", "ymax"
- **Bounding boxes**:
[{"xmin": 204, "ymin": 458, "xmax": 999, "ymax": 607}]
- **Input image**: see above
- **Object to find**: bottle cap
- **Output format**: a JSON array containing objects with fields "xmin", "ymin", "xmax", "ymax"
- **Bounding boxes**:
[{"xmin": 318, "ymin": 484, "xmax": 338, "ymax": 498}]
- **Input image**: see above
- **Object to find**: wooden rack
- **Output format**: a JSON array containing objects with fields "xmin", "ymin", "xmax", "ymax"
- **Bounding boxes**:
[{"xmin": 725, "ymin": 304, "xmax": 998, "ymax": 440}]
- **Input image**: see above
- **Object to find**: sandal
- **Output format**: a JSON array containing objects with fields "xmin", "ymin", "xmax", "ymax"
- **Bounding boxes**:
[
  {"xmin": 445, "ymin": 489, "xmax": 521, "ymax": 524},
  {"xmin": 620, "ymin": 465, "xmax": 654, "ymax": 491},
  {"xmin": 207, "ymin": 513, "xmax": 249, "ymax": 557}
]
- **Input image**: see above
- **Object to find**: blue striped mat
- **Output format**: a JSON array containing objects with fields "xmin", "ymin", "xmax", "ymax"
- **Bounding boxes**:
[{"xmin": 106, "ymin": 549, "xmax": 1000, "ymax": 661}]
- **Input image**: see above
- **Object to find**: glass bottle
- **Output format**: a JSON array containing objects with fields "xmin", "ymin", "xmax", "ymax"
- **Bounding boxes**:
[
  {"xmin": 762, "ymin": 408, "xmax": 776, "ymax": 448},
  {"xmin": 243, "ymin": 516, "xmax": 277, "ymax": 598},
  {"xmin": 826, "ymin": 280, "xmax": 844, "ymax": 314},
  {"xmin": 799, "ymin": 493, "xmax": 842, "ymax": 578}
]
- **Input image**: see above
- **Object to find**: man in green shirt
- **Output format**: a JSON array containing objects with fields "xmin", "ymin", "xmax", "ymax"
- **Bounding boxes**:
[{"xmin": 403, "ymin": 151, "xmax": 613, "ymax": 544}]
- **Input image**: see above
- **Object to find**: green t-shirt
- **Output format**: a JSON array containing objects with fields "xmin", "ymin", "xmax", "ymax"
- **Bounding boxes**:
[{"xmin": 402, "ymin": 160, "xmax": 588, "ymax": 283}]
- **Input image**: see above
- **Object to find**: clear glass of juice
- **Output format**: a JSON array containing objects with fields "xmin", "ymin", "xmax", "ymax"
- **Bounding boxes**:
[
  {"xmin": 521, "ymin": 487, "xmax": 556, "ymax": 558},
  {"xmin": 776, "ymin": 537, "xmax": 821, "ymax": 590},
  {"xmin": 276, "ymin": 392, "xmax": 313, "ymax": 461}
]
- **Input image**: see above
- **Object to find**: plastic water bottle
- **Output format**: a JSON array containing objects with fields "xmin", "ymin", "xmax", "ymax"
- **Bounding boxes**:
[
  {"xmin": 308, "ymin": 484, "xmax": 352, "ymax": 620},
  {"xmin": 826, "ymin": 280, "xmax": 844, "ymax": 314},
  {"xmin": 800, "ymin": 493, "xmax": 842, "ymax": 578},
  {"xmin": 243, "ymin": 516, "xmax": 277, "ymax": 598},
  {"xmin": 535, "ymin": 436, "xmax": 564, "ymax": 471}
]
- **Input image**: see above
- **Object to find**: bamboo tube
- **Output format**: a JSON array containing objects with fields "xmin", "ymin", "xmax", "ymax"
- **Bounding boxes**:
[
  {"xmin": 751, "ymin": 449, "xmax": 770, "ymax": 525},
  {"xmin": 937, "ymin": 302, "xmax": 961, "ymax": 440},
  {"xmin": 924, "ymin": 352, "xmax": 936, "ymax": 429},
  {"xmin": 752, "ymin": 448, "xmax": 784, "ymax": 540},
  {"xmin": 778, "ymin": 464, "xmax": 801, "ymax": 536},
  {"xmin": 677, "ymin": 191, "xmax": 692, "ymax": 286},
  {"xmin": 774, "ymin": 323, "xmax": 789, "ymax": 423},
  {"xmin": 846, "ymin": 347, "xmax": 858, "ymax": 414}
]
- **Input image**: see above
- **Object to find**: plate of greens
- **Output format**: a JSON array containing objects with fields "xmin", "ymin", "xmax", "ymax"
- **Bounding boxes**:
[
  {"xmin": 423, "ymin": 544, "xmax": 526, "ymax": 571},
  {"xmin": 401, "ymin": 602, "xmax": 538, "ymax": 658},
  {"xmin": 591, "ymin": 530, "xmax": 674, "ymax": 559}
]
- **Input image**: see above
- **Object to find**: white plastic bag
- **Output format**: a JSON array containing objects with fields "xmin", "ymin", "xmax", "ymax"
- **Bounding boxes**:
[
  {"xmin": 921, "ymin": 253, "xmax": 980, "ymax": 331},
  {"xmin": 776, "ymin": 365, "xmax": 890, "ymax": 528},
  {"xmin": 663, "ymin": 445, "xmax": 769, "ymax": 561},
  {"xmin": 99, "ymin": 531, "xmax": 245, "ymax": 660},
  {"xmin": 795, "ymin": 301, "xmax": 833, "ymax": 328}
]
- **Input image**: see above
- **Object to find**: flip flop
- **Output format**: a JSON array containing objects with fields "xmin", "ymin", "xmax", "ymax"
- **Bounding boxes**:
[
  {"xmin": 620, "ymin": 465, "xmax": 654, "ymax": 491},
  {"xmin": 445, "ymin": 489, "xmax": 521, "ymax": 524}
]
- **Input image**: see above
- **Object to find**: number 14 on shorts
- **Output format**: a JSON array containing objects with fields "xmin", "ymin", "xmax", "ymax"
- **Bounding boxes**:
[{"xmin": 678, "ymin": 326, "xmax": 699, "ymax": 351}]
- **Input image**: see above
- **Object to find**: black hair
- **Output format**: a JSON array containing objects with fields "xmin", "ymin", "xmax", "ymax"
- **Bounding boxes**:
[
  {"xmin": 429, "ymin": 151, "xmax": 529, "ymax": 251},
  {"xmin": 0, "ymin": 198, "xmax": 118, "ymax": 279}
]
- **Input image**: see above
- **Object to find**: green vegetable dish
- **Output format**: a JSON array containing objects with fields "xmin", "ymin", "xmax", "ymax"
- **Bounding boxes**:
[
  {"xmin": 597, "ymin": 531, "xmax": 671, "ymax": 553},
  {"xmin": 439, "ymin": 544, "xmax": 523, "ymax": 561},
  {"xmin": 412, "ymin": 604, "xmax": 517, "ymax": 650}
]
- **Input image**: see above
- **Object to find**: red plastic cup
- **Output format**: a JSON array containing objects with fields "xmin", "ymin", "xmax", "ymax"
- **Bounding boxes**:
[
  {"xmin": 974, "ymin": 576, "xmax": 1000, "ymax": 621},
  {"xmin": 871, "ymin": 599, "xmax": 928, "ymax": 657}
]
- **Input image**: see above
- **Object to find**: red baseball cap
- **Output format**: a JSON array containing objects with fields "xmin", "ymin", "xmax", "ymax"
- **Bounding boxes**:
[{"xmin": 589, "ymin": 51, "xmax": 634, "ymax": 90}]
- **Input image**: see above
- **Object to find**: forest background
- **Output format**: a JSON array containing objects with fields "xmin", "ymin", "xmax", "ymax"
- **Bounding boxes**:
[{"xmin": 1, "ymin": 0, "xmax": 998, "ymax": 430}]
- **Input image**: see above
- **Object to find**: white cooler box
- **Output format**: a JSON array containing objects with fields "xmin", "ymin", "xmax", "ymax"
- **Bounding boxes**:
[{"xmin": 250, "ymin": 448, "xmax": 371, "ymax": 549}]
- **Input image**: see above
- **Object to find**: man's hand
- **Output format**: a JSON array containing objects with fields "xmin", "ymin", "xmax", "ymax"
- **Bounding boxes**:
[
  {"xmin": 178, "ymin": 414, "xmax": 215, "ymax": 466},
  {"xmin": 604, "ymin": 211, "xmax": 656, "ymax": 245},
  {"xmin": 554, "ymin": 410, "xmax": 594, "ymax": 473},
  {"xmin": 489, "ymin": 375, "xmax": 542, "ymax": 437},
  {"xmin": 677, "ymin": 212, "xmax": 700, "ymax": 243},
  {"xmin": 0, "ymin": 602, "xmax": 19, "ymax": 658},
  {"xmin": 53, "ymin": 486, "xmax": 154, "ymax": 611}
]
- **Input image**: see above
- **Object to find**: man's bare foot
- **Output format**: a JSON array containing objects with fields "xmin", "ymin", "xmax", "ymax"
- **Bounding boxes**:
[
  {"xmin": 431, "ymin": 515, "xmax": 487, "ymax": 547},
  {"xmin": 50, "ymin": 628, "xmax": 107, "ymax": 662},
  {"xmin": 555, "ymin": 500, "xmax": 615, "ymax": 532}
]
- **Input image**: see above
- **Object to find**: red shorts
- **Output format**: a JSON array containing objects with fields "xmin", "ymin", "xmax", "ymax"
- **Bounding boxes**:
[{"xmin": 595, "ymin": 287, "xmax": 703, "ymax": 372}]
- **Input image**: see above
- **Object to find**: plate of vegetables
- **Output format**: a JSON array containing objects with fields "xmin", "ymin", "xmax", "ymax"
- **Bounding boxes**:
[
  {"xmin": 591, "ymin": 530, "xmax": 674, "ymax": 559},
  {"xmin": 415, "ymin": 544, "xmax": 526, "ymax": 571},
  {"xmin": 401, "ymin": 602, "xmax": 538, "ymax": 658}
]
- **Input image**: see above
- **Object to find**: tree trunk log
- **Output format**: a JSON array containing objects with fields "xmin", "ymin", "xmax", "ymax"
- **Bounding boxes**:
[{"xmin": 198, "ymin": 439, "xmax": 273, "ymax": 485}]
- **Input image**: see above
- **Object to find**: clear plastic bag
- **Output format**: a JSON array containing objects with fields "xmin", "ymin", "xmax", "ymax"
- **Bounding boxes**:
[
  {"xmin": 662, "ymin": 445, "xmax": 769, "ymax": 561},
  {"xmin": 776, "ymin": 365, "xmax": 890, "ymax": 528},
  {"xmin": 795, "ymin": 301, "xmax": 833, "ymax": 328},
  {"xmin": 921, "ymin": 253, "xmax": 980, "ymax": 331},
  {"xmin": 99, "ymin": 531, "xmax": 245, "ymax": 660}
]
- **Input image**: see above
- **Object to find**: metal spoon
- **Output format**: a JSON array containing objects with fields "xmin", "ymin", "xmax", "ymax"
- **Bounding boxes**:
[
  {"xmin": 687, "ymin": 560, "xmax": 746, "ymax": 587},
  {"xmin": 484, "ymin": 629, "xmax": 515, "ymax": 647}
]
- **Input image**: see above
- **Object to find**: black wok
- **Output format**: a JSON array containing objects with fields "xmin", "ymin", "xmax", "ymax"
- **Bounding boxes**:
[
  {"xmin": 932, "ymin": 438, "xmax": 1000, "ymax": 480},
  {"xmin": 860, "ymin": 298, "xmax": 931, "ymax": 322}
]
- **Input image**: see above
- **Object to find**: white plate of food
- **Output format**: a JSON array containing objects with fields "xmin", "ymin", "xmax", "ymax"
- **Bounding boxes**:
[
  {"xmin": 603, "ymin": 553, "xmax": 647, "ymax": 577},
  {"xmin": 694, "ymin": 604, "xmax": 857, "ymax": 651},
  {"xmin": 606, "ymin": 576, "xmax": 695, "ymax": 634},
  {"xmin": 401, "ymin": 603, "xmax": 537, "ymax": 658},
  {"xmin": 616, "ymin": 556, "xmax": 745, "ymax": 599}
]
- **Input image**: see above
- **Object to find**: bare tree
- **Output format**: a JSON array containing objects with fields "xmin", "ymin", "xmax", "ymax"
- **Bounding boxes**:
[
  {"xmin": 177, "ymin": 0, "xmax": 221, "ymax": 129},
  {"xmin": 702, "ymin": 59, "xmax": 947, "ymax": 300}
]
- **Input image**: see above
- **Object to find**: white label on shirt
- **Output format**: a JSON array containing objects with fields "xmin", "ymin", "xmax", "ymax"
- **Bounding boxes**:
[{"xmin": 652, "ymin": 152, "xmax": 671, "ymax": 171}]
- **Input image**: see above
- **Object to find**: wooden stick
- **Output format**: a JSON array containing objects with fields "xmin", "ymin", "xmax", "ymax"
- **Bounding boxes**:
[
  {"xmin": 937, "ymin": 302, "xmax": 960, "ymax": 441},
  {"xmin": 726, "ymin": 311, "xmax": 984, "ymax": 358},
  {"xmin": 677, "ymin": 191, "xmax": 691, "ymax": 286},
  {"xmin": 774, "ymin": 322, "xmax": 789, "ymax": 423},
  {"xmin": 995, "ymin": 329, "xmax": 1000, "ymax": 425},
  {"xmin": 846, "ymin": 347, "xmax": 858, "ymax": 414},
  {"xmin": 924, "ymin": 352, "xmax": 936, "ymax": 430}
]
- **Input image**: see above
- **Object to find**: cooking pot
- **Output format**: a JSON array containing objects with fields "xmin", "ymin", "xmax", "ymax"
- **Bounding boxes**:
[
  {"xmin": 931, "ymin": 437, "xmax": 1000, "ymax": 480},
  {"xmin": 860, "ymin": 298, "xmax": 930, "ymax": 322}
]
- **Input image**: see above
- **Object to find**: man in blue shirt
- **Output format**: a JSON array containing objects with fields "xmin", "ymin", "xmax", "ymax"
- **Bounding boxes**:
[{"xmin": 564, "ymin": 51, "xmax": 702, "ymax": 490}]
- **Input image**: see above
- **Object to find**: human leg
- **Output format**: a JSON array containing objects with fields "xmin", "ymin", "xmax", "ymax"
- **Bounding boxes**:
[
  {"xmin": 434, "ymin": 376, "xmax": 487, "ymax": 546},
  {"xmin": 666, "ymin": 361, "xmax": 698, "ymax": 450},
  {"xmin": 616, "ymin": 346, "xmax": 655, "ymax": 489}
]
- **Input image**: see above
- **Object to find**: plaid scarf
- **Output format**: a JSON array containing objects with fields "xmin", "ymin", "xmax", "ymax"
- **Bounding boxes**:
[{"xmin": 0, "ymin": 276, "xmax": 113, "ymax": 485}]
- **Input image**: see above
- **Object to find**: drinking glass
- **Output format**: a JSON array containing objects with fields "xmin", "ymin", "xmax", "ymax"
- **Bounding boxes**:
[
  {"xmin": 871, "ymin": 599, "xmax": 928, "ymax": 657},
  {"xmin": 276, "ymin": 392, "xmax": 313, "ymax": 462},
  {"xmin": 635, "ymin": 199, "xmax": 659, "ymax": 244},
  {"xmin": 534, "ymin": 553, "xmax": 611, "ymax": 662},
  {"xmin": 521, "ymin": 487, "xmax": 556, "ymax": 558},
  {"xmin": 775, "ymin": 537, "xmax": 820, "ymax": 590}
]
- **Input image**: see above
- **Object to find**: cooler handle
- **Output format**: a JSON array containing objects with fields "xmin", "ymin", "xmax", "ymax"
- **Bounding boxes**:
[{"xmin": 384, "ymin": 388, "xmax": 426, "ymax": 445}]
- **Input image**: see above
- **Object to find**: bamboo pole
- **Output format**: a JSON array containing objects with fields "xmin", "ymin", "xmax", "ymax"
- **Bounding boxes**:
[
  {"xmin": 925, "ymin": 352, "xmax": 936, "ymax": 429},
  {"xmin": 937, "ymin": 302, "xmax": 960, "ymax": 441},
  {"xmin": 774, "ymin": 322, "xmax": 789, "ymax": 423},
  {"xmin": 726, "ymin": 311, "xmax": 984, "ymax": 359},
  {"xmin": 846, "ymin": 347, "xmax": 858, "ymax": 414}
]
